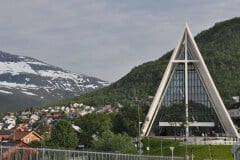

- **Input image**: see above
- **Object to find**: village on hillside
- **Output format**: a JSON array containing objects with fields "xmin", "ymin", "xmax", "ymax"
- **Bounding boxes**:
[{"xmin": 0, "ymin": 103, "xmax": 118, "ymax": 148}]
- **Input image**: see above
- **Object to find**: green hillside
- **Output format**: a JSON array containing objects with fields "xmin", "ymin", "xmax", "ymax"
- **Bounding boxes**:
[{"xmin": 50, "ymin": 17, "xmax": 240, "ymax": 108}]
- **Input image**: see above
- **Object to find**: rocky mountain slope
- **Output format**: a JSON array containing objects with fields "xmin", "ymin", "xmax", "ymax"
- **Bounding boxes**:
[{"xmin": 0, "ymin": 51, "xmax": 108, "ymax": 111}]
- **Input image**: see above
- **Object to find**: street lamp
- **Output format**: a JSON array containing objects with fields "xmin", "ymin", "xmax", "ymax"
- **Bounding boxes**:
[
  {"xmin": 170, "ymin": 146, "xmax": 174, "ymax": 160},
  {"xmin": 191, "ymin": 148, "xmax": 194, "ymax": 160},
  {"xmin": 138, "ymin": 105, "xmax": 142, "ymax": 155},
  {"xmin": 133, "ymin": 97, "xmax": 143, "ymax": 155}
]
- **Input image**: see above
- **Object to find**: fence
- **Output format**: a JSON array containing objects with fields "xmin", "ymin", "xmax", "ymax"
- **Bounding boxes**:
[
  {"xmin": 181, "ymin": 140, "xmax": 238, "ymax": 145},
  {"xmin": 0, "ymin": 146, "xmax": 184, "ymax": 160}
]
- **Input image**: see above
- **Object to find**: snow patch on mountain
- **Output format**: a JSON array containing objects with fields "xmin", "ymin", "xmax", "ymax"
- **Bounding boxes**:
[
  {"xmin": 37, "ymin": 70, "xmax": 81, "ymax": 80},
  {"xmin": 85, "ymin": 84, "xmax": 98, "ymax": 89},
  {"xmin": 0, "ymin": 89, "xmax": 13, "ymax": 94},
  {"xmin": 0, "ymin": 81, "xmax": 38, "ymax": 89},
  {"xmin": 21, "ymin": 91, "xmax": 37, "ymax": 96},
  {"xmin": 0, "ymin": 62, "xmax": 36, "ymax": 75},
  {"xmin": 97, "ymin": 81, "xmax": 109, "ymax": 86},
  {"xmin": 26, "ymin": 61, "xmax": 48, "ymax": 66}
]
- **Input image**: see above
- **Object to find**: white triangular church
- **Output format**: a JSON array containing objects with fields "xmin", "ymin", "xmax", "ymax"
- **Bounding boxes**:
[{"xmin": 142, "ymin": 24, "xmax": 239, "ymax": 138}]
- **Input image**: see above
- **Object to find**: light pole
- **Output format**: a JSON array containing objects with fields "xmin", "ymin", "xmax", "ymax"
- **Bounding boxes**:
[
  {"xmin": 170, "ymin": 146, "xmax": 174, "ymax": 160},
  {"xmin": 147, "ymin": 137, "xmax": 150, "ymax": 155},
  {"xmin": 161, "ymin": 138, "xmax": 163, "ymax": 156},
  {"xmin": 133, "ymin": 97, "xmax": 143, "ymax": 155},
  {"xmin": 138, "ymin": 103, "xmax": 142, "ymax": 155},
  {"xmin": 191, "ymin": 148, "xmax": 194, "ymax": 160}
]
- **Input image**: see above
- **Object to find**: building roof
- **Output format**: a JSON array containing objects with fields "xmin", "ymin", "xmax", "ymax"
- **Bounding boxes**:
[
  {"xmin": 13, "ymin": 131, "xmax": 30, "ymax": 140},
  {"xmin": 0, "ymin": 130, "xmax": 12, "ymax": 135},
  {"xmin": 13, "ymin": 131, "xmax": 43, "ymax": 141}
]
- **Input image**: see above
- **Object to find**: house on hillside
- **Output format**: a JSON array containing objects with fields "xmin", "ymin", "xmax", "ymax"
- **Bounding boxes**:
[
  {"xmin": 3, "ymin": 123, "xmax": 15, "ymax": 130},
  {"xmin": 18, "ymin": 115, "xmax": 30, "ymax": 124},
  {"xmin": 0, "ymin": 123, "xmax": 3, "ymax": 130},
  {"xmin": 2, "ymin": 113, "xmax": 16, "ymax": 126},
  {"xmin": 79, "ymin": 106, "xmax": 95, "ymax": 116},
  {"xmin": 72, "ymin": 103, "xmax": 83, "ymax": 107},
  {"xmin": 103, "ymin": 104, "xmax": 113, "ymax": 113},
  {"xmin": 15, "ymin": 123, "xmax": 29, "ymax": 132},
  {"xmin": 228, "ymin": 96, "xmax": 240, "ymax": 119},
  {"xmin": 12, "ymin": 131, "xmax": 43, "ymax": 145},
  {"xmin": 0, "ymin": 130, "xmax": 12, "ymax": 142},
  {"xmin": 30, "ymin": 114, "xmax": 40, "ymax": 122}
]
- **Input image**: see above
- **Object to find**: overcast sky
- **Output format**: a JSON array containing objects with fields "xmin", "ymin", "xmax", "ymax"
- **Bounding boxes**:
[{"xmin": 0, "ymin": 1, "xmax": 239, "ymax": 82}]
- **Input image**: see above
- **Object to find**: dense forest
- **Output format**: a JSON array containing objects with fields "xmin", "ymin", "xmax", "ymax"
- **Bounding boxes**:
[{"xmin": 47, "ymin": 17, "xmax": 240, "ymax": 109}]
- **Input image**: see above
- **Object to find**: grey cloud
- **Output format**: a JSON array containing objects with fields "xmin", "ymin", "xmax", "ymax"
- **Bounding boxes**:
[{"xmin": 0, "ymin": 0, "xmax": 239, "ymax": 82}]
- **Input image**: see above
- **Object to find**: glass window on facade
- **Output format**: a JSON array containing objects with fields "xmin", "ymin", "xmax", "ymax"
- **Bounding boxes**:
[{"xmin": 150, "ymin": 62, "xmax": 225, "ymax": 137}]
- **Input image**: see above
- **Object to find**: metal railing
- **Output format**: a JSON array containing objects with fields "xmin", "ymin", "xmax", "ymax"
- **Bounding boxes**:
[
  {"xmin": 181, "ymin": 140, "xmax": 237, "ymax": 145},
  {"xmin": 0, "ymin": 146, "xmax": 184, "ymax": 160}
]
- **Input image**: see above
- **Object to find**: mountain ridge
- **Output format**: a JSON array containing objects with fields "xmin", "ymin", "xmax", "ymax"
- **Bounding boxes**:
[{"xmin": 0, "ymin": 50, "xmax": 108, "ymax": 112}]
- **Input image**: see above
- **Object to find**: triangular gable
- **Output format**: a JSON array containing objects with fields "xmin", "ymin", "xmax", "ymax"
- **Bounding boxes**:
[
  {"xmin": 21, "ymin": 131, "xmax": 43, "ymax": 144},
  {"xmin": 22, "ymin": 131, "xmax": 43, "ymax": 140},
  {"xmin": 142, "ymin": 24, "xmax": 239, "ymax": 138}
]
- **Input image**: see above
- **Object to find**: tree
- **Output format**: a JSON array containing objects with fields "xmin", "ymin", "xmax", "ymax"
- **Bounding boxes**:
[
  {"xmin": 47, "ymin": 119, "xmax": 78, "ymax": 149},
  {"xmin": 92, "ymin": 130, "xmax": 137, "ymax": 154},
  {"xmin": 0, "ymin": 112, "xmax": 3, "ymax": 120},
  {"xmin": 75, "ymin": 113, "xmax": 112, "ymax": 136},
  {"xmin": 74, "ymin": 113, "xmax": 112, "ymax": 147},
  {"xmin": 113, "ymin": 104, "xmax": 144, "ymax": 137}
]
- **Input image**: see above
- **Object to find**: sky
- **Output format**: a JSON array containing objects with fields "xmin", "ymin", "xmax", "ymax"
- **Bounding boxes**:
[{"xmin": 0, "ymin": 1, "xmax": 239, "ymax": 82}]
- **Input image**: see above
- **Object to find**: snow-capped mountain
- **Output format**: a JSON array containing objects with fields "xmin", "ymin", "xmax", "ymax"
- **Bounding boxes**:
[{"xmin": 0, "ymin": 50, "xmax": 108, "ymax": 111}]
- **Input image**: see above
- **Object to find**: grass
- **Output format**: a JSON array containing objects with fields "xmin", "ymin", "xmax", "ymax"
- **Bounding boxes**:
[{"xmin": 141, "ymin": 137, "xmax": 233, "ymax": 160}]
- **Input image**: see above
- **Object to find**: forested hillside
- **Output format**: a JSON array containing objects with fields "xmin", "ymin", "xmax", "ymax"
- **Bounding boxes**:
[{"xmin": 50, "ymin": 17, "xmax": 240, "ymax": 108}]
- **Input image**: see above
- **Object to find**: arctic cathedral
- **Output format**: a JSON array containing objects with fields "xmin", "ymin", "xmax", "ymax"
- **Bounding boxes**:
[{"xmin": 141, "ymin": 25, "xmax": 239, "ymax": 139}]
